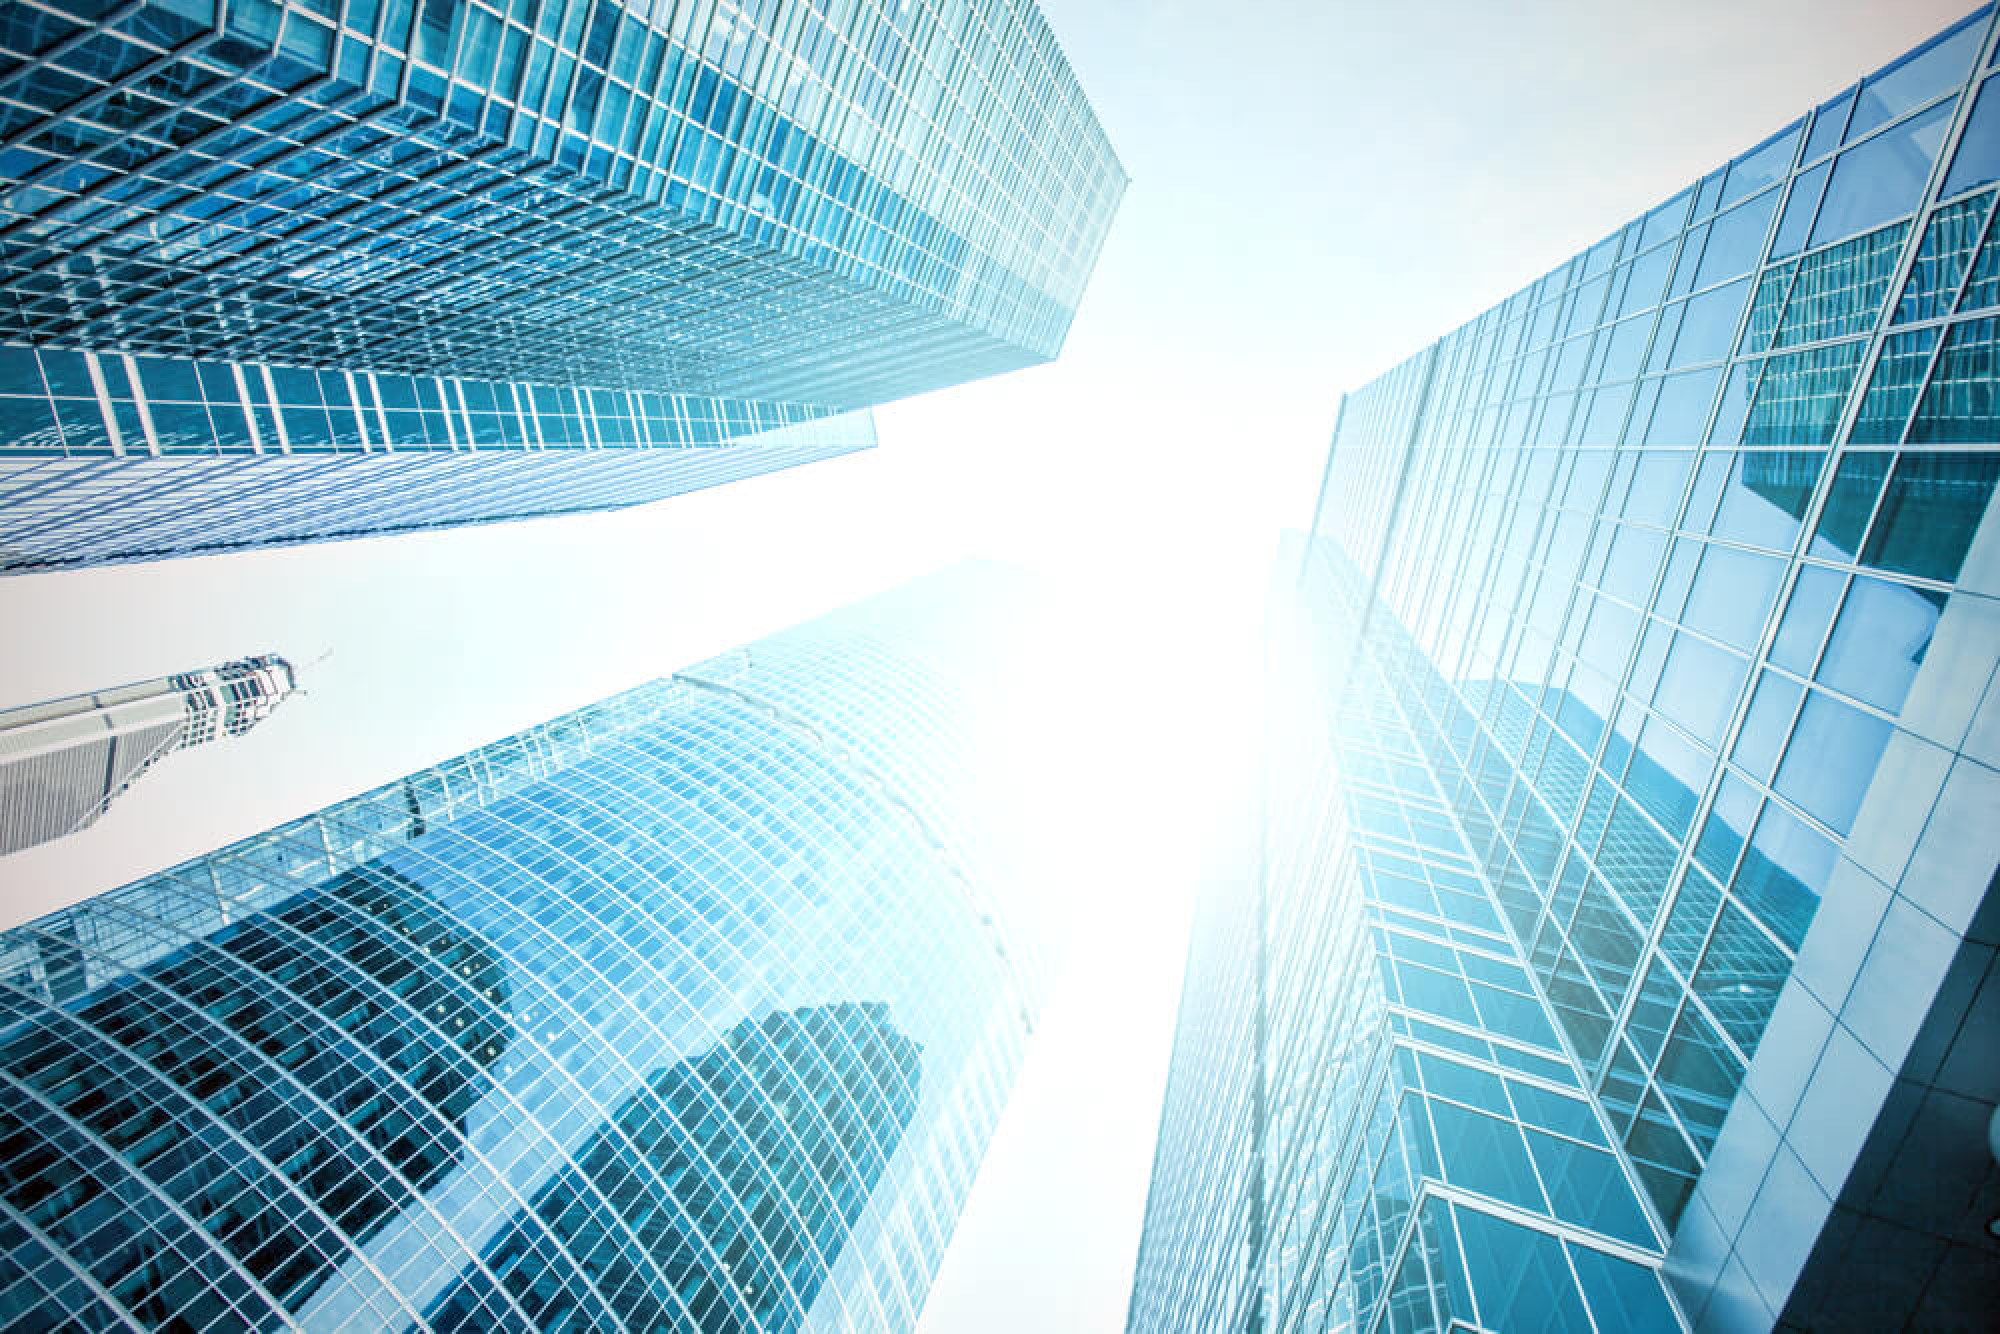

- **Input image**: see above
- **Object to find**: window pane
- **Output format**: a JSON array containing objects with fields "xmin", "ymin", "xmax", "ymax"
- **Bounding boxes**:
[
  {"xmin": 1713, "ymin": 450, "xmax": 1824, "ymax": 549},
  {"xmin": 1732, "ymin": 800, "xmax": 1835, "ymax": 950},
  {"xmin": 1810, "ymin": 101, "xmax": 1953, "ymax": 247},
  {"xmin": 1860, "ymin": 450, "xmax": 2000, "ymax": 580},
  {"xmin": 1848, "ymin": 327, "xmax": 1941, "ymax": 445},
  {"xmin": 1693, "ymin": 898, "xmax": 1789, "ymax": 1055},
  {"xmin": 1776, "ymin": 691, "xmax": 1892, "ymax": 835},
  {"xmin": 1945, "ymin": 74, "xmax": 2000, "ymax": 196},
  {"xmin": 1909, "ymin": 320, "xmax": 2000, "ymax": 444},
  {"xmin": 1818, "ymin": 573, "xmax": 1941, "ymax": 713},
  {"xmin": 1846, "ymin": 17, "xmax": 1982, "ymax": 142},
  {"xmin": 1895, "ymin": 194, "xmax": 1992, "ymax": 323},
  {"xmin": 1770, "ymin": 565, "xmax": 1846, "ymax": 672},
  {"xmin": 1741, "ymin": 338, "xmax": 1868, "ymax": 445}
]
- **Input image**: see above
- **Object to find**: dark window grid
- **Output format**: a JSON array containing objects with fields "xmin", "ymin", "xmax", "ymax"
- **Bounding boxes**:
[
  {"xmin": 0, "ymin": 930, "xmax": 513, "ymax": 1281},
  {"xmin": 0, "ymin": 1062, "xmax": 296, "ymax": 1321},
  {"xmin": 0, "ymin": 23, "xmax": 237, "ymax": 179}
]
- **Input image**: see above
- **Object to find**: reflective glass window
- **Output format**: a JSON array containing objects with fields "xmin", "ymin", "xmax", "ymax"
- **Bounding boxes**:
[
  {"xmin": 1692, "ymin": 898, "xmax": 1788, "ymax": 1054},
  {"xmin": 1654, "ymin": 1007, "xmax": 1741, "ymax": 1152},
  {"xmin": 1723, "ymin": 125, "xmax": 1800, "ymax": 206},
  {"xmin": 1818, "ymin": 574, "xmax": 1940, "ymax": 712},
  {"xmin": 1641, "ymin": 191, "xmax": 1693, "ymax": 249},
  {"xmin": 1428, "ymin": 1101, "xmax": 1546, "ymax": 1213},
  {"xmin": 1653, "ymin": 632, "xmax": 1744, "ymax": 748},
  {"xmin": 1624, "ymin": 452, "xmax": 1693, "ymax": 528},
  {"xmin": 1849, "ymin": 328, "xmax": 1943, "ymax": 444},
  {"xmin": 1694, "ymin": 195, "xmax": 1779, "ymax": 289},
  {"xmin": 1772, "ymin": 222, "xmax": 1910, "ymax": 348},
  {"xmin": 1712, "ymin": 450, "xmax": 1824, "ymax": 549},
  {"xmin": 1732, "ymin": 800, "xmax": 1834, "ymax": 950},
  {"xmin": 1770, "ymin": 162, "xmax": 1829, "ymax": 259},
  {"xmin": 1810, "ymin": 101, "xmax": 1954, "ymax": 247},
  {"xmin": 1861, "ymin": 450, "xmax": 2000, "ymax": 580},
  {"xmin": 1669, "ymin": 279, "xmax": 1751, "ymax": 369},
  {"xmin": 1523, "ymin": 1131, "xmax": 1656, "ymax": 1247},
  {"xmin": 1806, "ymin": 90, "xmax": 1856, "ymax": 163},
  {"xmin": 1895, "ymin": 194, "xmax": 1993, "ymax": 322},
  {"xmin": 1626, "ymin": 1088, "xmax": 1700, "ymax": 1224},
  {"xmin": 1645, "ymin": 368, "xmax": 1724, "ymax": 444},
  {"xmin": 1569, "ymin": 1244, "xmax": 1682, "ymax": 1333},
  {"xmin": 1700, "ymin": 777, "xmax": 1760, "ymax": 887},
  {"xmin": 1733, "ymin": 671, "xmax": 1803, "ymax": 781},
  {"xmin": 1684, "ymin": 545, "xmax": 1783, "ymax": 647},
  {"xmin": 1710, "ymin": 361, "xmax": 1759, "ymax": 446},
  {"xmin": 1454, "ymin": 1208, "xmax": 1595, "ymax": 1334},
  {"xmin": 1770, "ymin": 565, "xmax": 1847, "ymax": 672},
  {"xmin": 1742, "ymin": 340, "xmax": 1869, "ymax": 445},
  {"xmin": 1846, "ymin": 17, "xmax": 1982, "ymax": 141},
  {"xmin": 1909, "ymin": 321, "xmax": 2000, "ymax": 443},
  {"xmin": 1944, "ymin": 74, "xmax": 2000, "ymax": 196}
]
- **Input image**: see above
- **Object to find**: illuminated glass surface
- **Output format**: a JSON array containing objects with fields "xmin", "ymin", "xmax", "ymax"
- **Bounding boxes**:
[
  {"xmin": 0, "ymin": 0, "xmax": 1125, "ymax": 569},
  {"xmin": 0, "ymin": 616, "xmax": 1034, "ymax": 1331},
  {"xmin": 1132, "ymin": 9, "xmax": 2000, "ymax": 1331}
]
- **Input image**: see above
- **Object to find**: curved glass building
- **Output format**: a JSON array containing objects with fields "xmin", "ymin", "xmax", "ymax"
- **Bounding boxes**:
[{"xmin": 0, "ymin": 581, "xmax": 1041, "ymax": 1331}]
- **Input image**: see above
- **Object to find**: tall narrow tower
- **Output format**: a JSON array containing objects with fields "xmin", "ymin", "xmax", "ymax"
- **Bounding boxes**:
[{"xmin": 0, "ymin": 654, "xmax": 294, "ymax": 855}]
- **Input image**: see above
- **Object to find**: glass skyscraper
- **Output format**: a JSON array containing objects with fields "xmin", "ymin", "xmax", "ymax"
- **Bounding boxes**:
[
  {"xmin": 0, "ymin": 570, "xmax": 1048, "ymax": 1331},
  {"xmin": 0, "ymin": 0, "xmax": 1124, "ymax": 570},
  {"xmin": 1132, "ymin": 8, "xmax": 2000, "ymax": 1331}
]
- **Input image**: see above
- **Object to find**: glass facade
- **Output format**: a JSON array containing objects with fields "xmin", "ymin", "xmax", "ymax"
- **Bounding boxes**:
[
  {"xmin": 1132, "ymin": 8, "xmax": 2000, "ymax": 1331},
  {"xmin": 0, "ymin": 0, "xmax": 1125, "ymax": 569},
  {"xmin": 0, "ymin": 583, "xmax": 1042, "ymax": 1331}
]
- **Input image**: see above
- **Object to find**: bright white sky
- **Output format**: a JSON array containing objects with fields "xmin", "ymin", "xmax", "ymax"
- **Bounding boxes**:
[{"xmin": 0, "ymin": 0, "xmax": 1973, "ymax": 1329}]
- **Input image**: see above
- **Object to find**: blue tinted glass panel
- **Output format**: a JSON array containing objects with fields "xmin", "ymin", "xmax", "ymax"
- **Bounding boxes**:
[
  {"xmin": 1429, "ymin": 1101, "xmax": 1547, "ymax": 1213},
  {"xmin": 1732, "ymin": 801, "xmax": 1833, "ymax": 951},
  {"xmin": 1522, "ymin": 1132, "xmax": 1655, "ymax": 1247},
  {"xmin": 1896, "ymin": 195, "xmax": 1992, "ymax": 323},
  {"xmin": 1685, "ymin": 545, "xmax": 1783, "ymax": 647},
  {"xmin": 1647, "ymin": 368, "xmax": 1723, "ymax": 443},
  {"xmin": 1944, "ymin": 74, "xmax": 2000, "ymax": 196},
  {"xmin": 1742, "ymin": 340, "xmax": 1869, "ymax": 445},
  {"xmin": 1770, "ymin": 565, "xmax": 1846, "ymax": 672},
  {"xmin": 1776, "ymin": 691, "xmax": 1893, "ymax": 835},
  {"xmin": 1655, "ymin": 1007, "xmax": 1742, "ymax": 1152},
  {"xmin": 1860, "ymin": 450, "xmax": 2000, "ymax": 580},
  {"xmin": 1733, "ymin": 671, "xmax": 1803, "ymax": 781},
  {"xmin": 1642, "ymin": 191, "xmax": 1693, "ymax": 249},
  {"xmin": 1850, "ymin": 328, "xmax": 1943, "ymax": 444},
  {"xmin": 1770, "ymin": 162, "xmax": 1829, "ymax": 259},
  {"xmin": 1818, "ymin": 574, "xmax": 1938, "ymax": 714},
  {"xmin": 1810, "ymin": 101, "xmax": 1954, "ymax": 247},
  {"xmin": 1805, "ymin": 90, "xmax": 1856, "ymax": 163},
  {"xmin": 1773, "ymin": 223, "xmax": 1910, "ymax": 348},
  {"xmin": 1722, "ymin": 125, "xmax": 1800, "ymax": 206},
  {"xmin": 1696, "ymin": 195, "xmax": 1779, "ymax": 289},
  {"xmin": 1692, "ymin": 898, "xmax": 1788, "ymax": 1054},
  {"xmin": 1846, "ymin": 18, "xmax": 1982, "ymax": 141},
  {"xmin": 1626, "ymin": 1089, "xmax": 1700, "ymax": 1224},
  {"xmin": 1453, "ymin": 1207, "xmax": 1596, "ymax": 1334},
  {"xmin": 1713, "ymin": 450, "xmax": 1824, "ymax": 549},
  {"xmin": 1909, "ymin": 319, "xmax": 2000, "ymax": 442},
  {"xmin": 1813, "ymin": 454, "xmax": 1893, "ymax": 558},
  {"xmin": 1569, "ymin": 1244, "xmax": 1681, "ymax": 1333}
]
